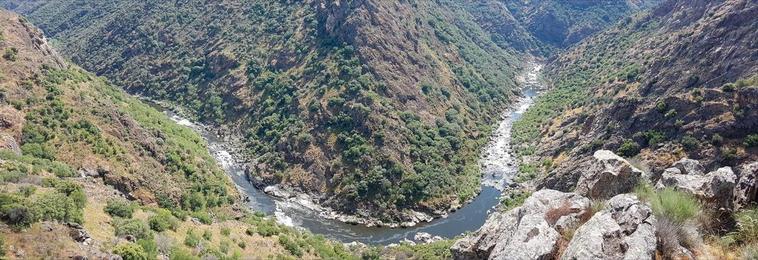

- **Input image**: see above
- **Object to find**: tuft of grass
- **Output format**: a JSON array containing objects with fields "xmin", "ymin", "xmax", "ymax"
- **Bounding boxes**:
[
  {"xmin": 636, "ymin": 184, "xmax": 700, "ymax": 224},
  {"xmin": 732, "ymin": 209, "xmax": 758, "ymax": 245}
]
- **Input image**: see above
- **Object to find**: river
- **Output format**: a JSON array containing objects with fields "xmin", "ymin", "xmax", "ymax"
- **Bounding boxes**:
[{"xmin": 165, "ymin": 61, "xmax": 543, "ymax": 245}]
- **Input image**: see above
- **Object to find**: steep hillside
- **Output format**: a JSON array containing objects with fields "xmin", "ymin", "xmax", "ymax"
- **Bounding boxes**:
[
  {"xmin": 0, "ymin": 10, "xmax": 356, "ymax": 259},
  {"xmin": 512, "ymin": 0, "xmax": 757, "ymax": 190},
  {"xmin": 0, "ymin": 10, "xmax": 232, "ymax": 215},
  {"xmin": 1, "ymin": 0, "xmax": 526, "ymax": 223},
  {"xmin": 1, "ymin": 0, "xmax": 664, "ymax": 224}
]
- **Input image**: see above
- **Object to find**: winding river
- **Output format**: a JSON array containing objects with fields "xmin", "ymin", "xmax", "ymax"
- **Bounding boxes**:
[{"xmin": 167, "ymin": 61, "xmax": 543, "ymax": 245}]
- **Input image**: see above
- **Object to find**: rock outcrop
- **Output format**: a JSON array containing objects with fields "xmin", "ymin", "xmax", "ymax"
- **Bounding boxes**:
[
  {"xmin": 451, "ymin": 190, "xmax": 591, "ymax": 260},
  {"xmin": 574, "ymin": 150, "xmax": 645, "ymax": 200},
  {"xmin": 561, "ymin": 194, "xmax": 657, "ymax": 260},
  {"xmin": 672, "ymin": 158, "xmax": 706, "ymax": 176},
  {"xmin": 0, "ymin": 106, "xmax": 24, "ymax": 155},
  {"xmin": 656, "ymin": 161, "xmax": 737, "ymax": 209},
  {"xmin": 733, "ymin": 162, "xmax": 758, "ymax": 210}
]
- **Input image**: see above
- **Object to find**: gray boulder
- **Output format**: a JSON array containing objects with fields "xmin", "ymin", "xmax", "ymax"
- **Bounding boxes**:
[
  {"xmin": 733, "ymin": 162, "xmax": 758, "ymax": 211},
  {"xmin": 451, "ymin": 190, "xmax": 591, "ymax": 260},
  {"xmin": 657, "ymin": 165, "xmax": 737, "ymax": 209},
  {"xmin": 574, "ymin": 150, "xmax": 645, "ymax": 199},
  {"xmin": 672, "ymin": 158, "xmax": 705, "ymax": 176},
  {"xmin": 561, "ymin": 194, "xmax": 656, "ymax": 260}
]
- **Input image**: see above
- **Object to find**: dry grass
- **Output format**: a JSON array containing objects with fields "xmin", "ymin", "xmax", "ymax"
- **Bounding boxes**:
[
  {"xmin": 545, "ymin": 200, "xmax": 581, "ymax": 225},
  {"xmin": 0, "ymin": 223, "xmax": 85, "ymax": 259}
]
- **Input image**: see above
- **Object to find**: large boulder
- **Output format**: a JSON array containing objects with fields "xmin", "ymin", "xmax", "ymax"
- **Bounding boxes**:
[
  {"xmin": 451, "ymin": 190, "xmax": 591, "ymax": 260},
  {"xmin": 561, "ymin": 194, "xmax": 657, "ymax": 260},
  {"xmin": 733, "ymin": 162, "xmax": 758, "ymax": 211},
  {"xmin": 656, "ymin": 163, "xmax": 737, "ymax": 209},
  {"xmin": 672, "ymin": 158, "xmax": 706, "ymax": 176},
  {"xmin": 574, "ymin": 150, "xmax": 645, "ymax": 199}
]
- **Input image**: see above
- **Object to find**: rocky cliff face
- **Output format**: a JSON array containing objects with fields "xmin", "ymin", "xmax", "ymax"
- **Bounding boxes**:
[{"xmin": 516, "ymin": 0, "xmax": 757, "ymax": 192}]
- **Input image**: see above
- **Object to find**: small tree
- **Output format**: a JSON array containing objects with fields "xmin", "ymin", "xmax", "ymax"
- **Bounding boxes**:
[
  {"xmin": 113, "ymin": 242, "xmax": 148, "ymax": 260},
  {"xmin": 3, "ymin": 48, "xmax": 17, "ymax": 61},
  {"xmin": 617, "ymin": 140, "xmax": 641, "ymax": 157},
  {"xmin": 105, "ymin": 199, "xmax": 136, "ymax": 218},
  {"xmin": 148, "ymin": 210, "xmax": 178, "ymax": 232},
  {"xmin": 114, "ymin": 219, "xmax": 152, "ymax": 240}
]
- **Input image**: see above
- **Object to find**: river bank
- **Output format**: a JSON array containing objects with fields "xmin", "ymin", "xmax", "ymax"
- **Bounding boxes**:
[{"xmin": 148, "ymin": 60, "xmax": 545, "ymax": 244}]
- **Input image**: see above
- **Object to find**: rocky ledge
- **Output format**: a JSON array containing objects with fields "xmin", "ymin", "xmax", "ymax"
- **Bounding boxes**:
[{"xmin": 453, "ymin": 150, "xmax": 758, "ymax": 259}]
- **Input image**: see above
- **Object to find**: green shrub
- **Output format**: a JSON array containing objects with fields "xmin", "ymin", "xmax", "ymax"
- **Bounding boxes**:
[
  {"xmin": 32, "ymin": 191, "xmax": 84, "ymax": 224},
  {"xmin": 641, "ymin": 131, "xmax": 666, "ymax": 147},
  {"xmin": 184, "ymin": 229, "xmax": 200, "ymax": 247},
  {"xmin": 711, "ymin": 134, "xmax": 724, "ymax": 145},
  {"xmin": 136, "ymin": 239, "xmax": 158, "ymax": 260},
  {"xmin": 389, "ymin": 239, "xmax": 454, "ymax": 259},
  {"xmin": 105, "ymin": 199, "xmax": 136, "ymax": 218},
  {"xmin": 664, "ymin": 109, "xmax": 677, "ymax": 118},
  {"xmin": 278, "ymin": 235, "xmax": 303, "ymax": 257},
  {"xmin": 656, "ymin": 100, "xmax": 667, "ymax": 113},
  {"xmin": 3, "ymin": 48, "xmax": 17, "ymax": 61},
  {"xmin": 245, "ymin": 227, "xmax": 255, "ymax": 236},
  {"xmin": 183, "ymin": 192, "xmax": 206, "ymax": 211},
  {"xmin": 113, "ymin": 242, "xmax": 149, "ymax": 260},
  {"xmin": 148, "ymin": 210, "xmax": 178, "ymax": 232},
  {"xmin": 20, "ymin": 143, "xmax": 55, "ymax": 160},
  {"xmin": 256, "ymin": 220, "xmax": 280, "ymax": 237},
  {"xmin": 1, "ymin": 204, "xmax": 35, "ymax": 227},
  {"xmin": 721, "ymin": 83, "xmax": 736, "ymax": 92},
  {"xmin": 219, "ymin": 240, "xmax": 230, "ymax": 254},
  {"xmin": 18, "ymin": 185, "xmax": 37, "ymax": 198},
  {"xmin": 220, "ymin": 227, "xmax": 231, "ymax": 236},
  {"xmin": 114, "ymin": 219, "xmax": 152, "ymax": 240},
  {"xmin": 202, "ymin": 229, "xmax": 212, "ymax": 241},
  {"xmin": 190, "ymin": 211, "xmax": 212, "ymax": 224},
  {"xmin": 745, "ymin": 134, "xmax": 758, "ymax": 148},
  {"xmin": 617, "ymin": 140, "xmax": 641, "ymax": 157},
  {"xmin": 721, "ymin": 147, "xmax": 739, "ymax": 163},
  {"xmin": 170, "ymin": 247, "xmax": 199, "ymax": 260},
  {"xmin": 680, "ymin": 135, "xmax": 698, "ymax": 151}
]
